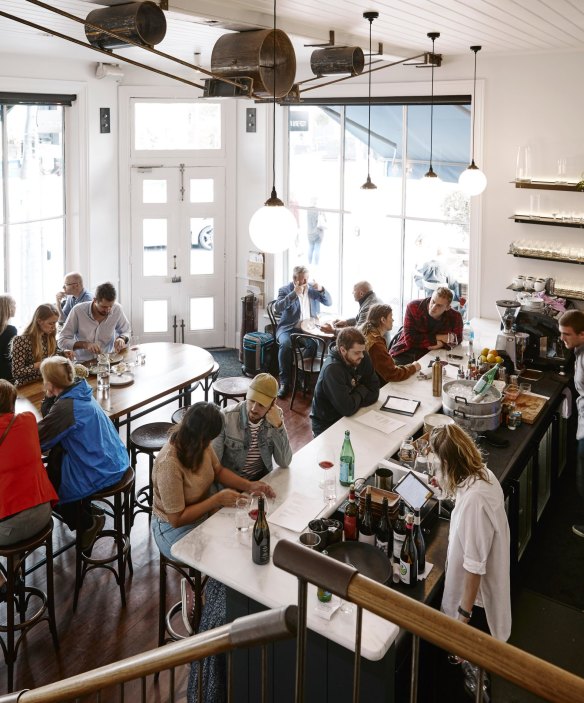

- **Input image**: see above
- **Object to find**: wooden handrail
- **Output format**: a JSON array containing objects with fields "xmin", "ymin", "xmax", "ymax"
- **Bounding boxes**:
[
  {"xmin": 0, "ymin": 606, "xmax": 297, "ymax": 703},
  {"xmin": 273, "ymin": 540, "xmax": 584, "ymax": 703}
]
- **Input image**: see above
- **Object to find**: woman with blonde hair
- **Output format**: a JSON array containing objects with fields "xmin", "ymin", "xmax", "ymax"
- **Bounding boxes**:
[
  {"xmin": 0, "ymin": 295, "xmax": 17, "ymax": 381},
  {"xmin": 362, "ymin": 304, "xmax": 420, "ymax": 383},
  {"xmin": 429, "ymin": 423, "xmax": 511, "ymax": 696},
  {"xmin": 11, "ymin": 303, "xmax": 68, "ymax": 386},
  {"xmin": 37, "ymin": 356, "xmax": 128, "ymax": 551}
]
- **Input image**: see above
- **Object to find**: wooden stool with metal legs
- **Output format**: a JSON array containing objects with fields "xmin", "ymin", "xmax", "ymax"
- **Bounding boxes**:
[
  {"xmin": 73, "ymin": 467, "xmax": 134, "ymax": 611},
  {"xmin": 212, "ymin": 376, "xmax": 252, "ymax": 408},
  {"xmin": 158, "ymin": 552, "xmax": 206, "ymax": 646},
  {"xmin": 0, "ymin": 520, "xmax": 59, "ymax": 692},
  {"xmin": 201, "ymin": 360, "xmax": 220, "ymax": 402},
  {"xmin": 129, "ymin": 422, "xmax": 173, "ymax": 522}
]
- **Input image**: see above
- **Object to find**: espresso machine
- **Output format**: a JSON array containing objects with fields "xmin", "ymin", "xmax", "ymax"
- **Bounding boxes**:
[
  {"xmin": 515, "ymin": 309, "xmax": 569, "ymax": 369},
  {"xmin": 495, "ymin": 300, "xmax": 521, "ymax": 366}
]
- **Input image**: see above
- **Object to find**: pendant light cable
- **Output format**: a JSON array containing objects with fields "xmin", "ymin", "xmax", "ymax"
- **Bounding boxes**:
[
  {"xmin": 424, "ymin": 32, "xmax": 440, "ymax": 180},
  {"xmin": 362, "ymin": 11, "xmax": 379, "ymax": 190}
]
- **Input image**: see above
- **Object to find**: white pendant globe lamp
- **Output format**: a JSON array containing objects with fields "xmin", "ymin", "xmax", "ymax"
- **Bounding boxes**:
[
  {"xmin": 248, "ymin": 0, "xmax": 296, "ymax": 254},
  {"xmin": 422, "ymin": 32, "xmax": 441, "ymax": 186},
  {"xmin": 458, "ymin": 45, "xmax": 487, "ymax": 196}
]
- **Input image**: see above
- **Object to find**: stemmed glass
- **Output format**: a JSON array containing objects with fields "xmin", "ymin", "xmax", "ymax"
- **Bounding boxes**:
[
  {"xmin": 248, "ymin": 490, "xmax": 272, "ymax": 522},
  {"xmin": 399, "ymin": 437, "xmax": 416, "ymax": 467},
  {"xmin": 129, "ymin": 335, "xmax": 140, "ymax": 366},
  {"xmin": 317, "ymin": 446, "xmax": 336, "ymax": 500},
  {"xmin": 414, "ymin": 438, "xmax": 429, "ymax": 474}
]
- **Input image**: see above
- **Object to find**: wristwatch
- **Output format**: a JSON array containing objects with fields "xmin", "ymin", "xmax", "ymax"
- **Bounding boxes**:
[{"xmin": 457, "ymin": 605, "xmax": 473, "ymax": 619}]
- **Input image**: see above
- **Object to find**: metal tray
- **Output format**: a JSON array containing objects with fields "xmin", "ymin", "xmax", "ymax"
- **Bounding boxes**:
[
  {"xmin": 325, "ymin": 542, "xmax": 392, "ymax": 584},
  {"xmin": 518, "ymin": 369, "xmax": 544, "ymax": 382}
]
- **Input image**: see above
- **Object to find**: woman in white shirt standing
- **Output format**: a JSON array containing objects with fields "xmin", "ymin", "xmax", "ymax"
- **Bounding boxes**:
[{"xmin": 430, "ymin": 423, "xmax": 511, "ymax": 697}]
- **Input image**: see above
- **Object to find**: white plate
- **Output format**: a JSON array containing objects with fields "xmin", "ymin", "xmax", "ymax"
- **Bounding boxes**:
[{"xmin": 109, "ymin": 372, "xmax": 134, "ymax": 387}]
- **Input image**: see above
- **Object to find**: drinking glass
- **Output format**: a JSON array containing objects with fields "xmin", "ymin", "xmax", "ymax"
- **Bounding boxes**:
[
  {"xmin": 129, "ymin": 335, "xmax": 140, "ymax": 365},
  {"xmin": 399, "ymin": 437, "xmax": 416, "ymax": 467},
  {"xmin": 97, "ymin": 353, "xmax": 110, "ymax": 390},
  {"xmin": 556, "ymin": 158, "xmax": 567, "ymax": 183},
  {"xmin": 447, "ymin": 332, "xmax": 458, "ymax": 347},
  {"xmin": 414, "ymin": 438, "xmax": 429, "ymax": 474},
  {"xmin": 516, "ymin": 145, "xmax": 531, "ymax": 182},
  {"xmin": 235, "ymin": 495, "xmax": 251, "ymax": 532},
  {"xmin": 318, "ymin": 447, "xmax": 336, "ymax": 501}
]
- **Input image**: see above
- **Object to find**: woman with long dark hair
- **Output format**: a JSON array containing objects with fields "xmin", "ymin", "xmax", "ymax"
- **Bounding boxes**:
[{"xmin": 362, "ymin": 304, "xmax": 420, "ymax": 383}]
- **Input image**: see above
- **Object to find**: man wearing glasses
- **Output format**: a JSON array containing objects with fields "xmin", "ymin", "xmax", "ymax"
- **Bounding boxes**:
[
  {"xmin": 55, "ymin": 272, "xmax": 92, "ymax": 324},
  {"xmin": 57, "ymin": 282, "xmax": 131, "ymax": 361}
]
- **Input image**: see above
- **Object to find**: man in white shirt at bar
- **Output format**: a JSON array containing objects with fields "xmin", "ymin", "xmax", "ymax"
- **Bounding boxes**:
[{"xmin": 58, "ymin": 281, "xmax": 131, "ymax": 362}]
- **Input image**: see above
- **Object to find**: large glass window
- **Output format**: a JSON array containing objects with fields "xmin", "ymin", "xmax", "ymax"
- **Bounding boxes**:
[
  {"xmin": 287, "ymin": 102, "xmax": 470, "ymax": 325},
  {"xmin": 1, "ymin": 104, "xmax": 65, "ymax": 327}
]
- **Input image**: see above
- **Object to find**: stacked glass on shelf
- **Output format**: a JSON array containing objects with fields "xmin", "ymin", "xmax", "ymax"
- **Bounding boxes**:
[{"xmin": 509, "ymin": 240, "xmax": 584, "ymax": 262}]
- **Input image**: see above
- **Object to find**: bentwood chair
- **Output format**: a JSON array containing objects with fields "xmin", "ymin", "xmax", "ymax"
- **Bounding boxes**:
[{"xmin": 290, "ymin": 333, "xmax": 327, "ymax": 410}]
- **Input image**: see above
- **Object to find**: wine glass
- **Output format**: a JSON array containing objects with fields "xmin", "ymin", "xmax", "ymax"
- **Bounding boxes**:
[
  {"xmin": 414, "ymin": 438, "xmax": 429, "ymax": 474},
  {"xmin": 129, "ymin": 335, "xmax": 140, "ymax": 365},
  {"xmin": 248, "ymin": 490, "xmax": 272, "ymax": 522},
  {"xmin": 317, "ymin": 446, "xmax": 335, "ymax": 492}
]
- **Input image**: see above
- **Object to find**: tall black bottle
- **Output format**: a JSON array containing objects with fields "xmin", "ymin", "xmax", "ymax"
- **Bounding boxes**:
[
  {"xmin": 252, "ymin": 496, "xmax": 270, "ymax": 565},
  {"xmin": 413, "ymin": 508, "xmax": 426, "ymax": 574}
]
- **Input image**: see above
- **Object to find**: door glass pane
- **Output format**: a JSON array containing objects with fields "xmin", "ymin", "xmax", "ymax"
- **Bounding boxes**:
[
  {"xmin": 143, "ymin": 300, "xmax": 168, "ymax": 332},
  {"xmin": 7, "ymin": 105, "xmax": 64, "ymax": 222},
  {"xmin": 288, "ymin": 106, "xmax": 340, "ymax": 212},
  {"xmin": 8, "ymin": 219, "xmax": 64, "ymax": 327},
  {"xmin": 143, "ymin": 219, "xmax": 167, "ymax": 276},
  {"xmin": 190, "ymin": 179, "xmax": 214, "ymax": 203},
  {"xmin": 190, "ymin": 217, "xmax": 214, "ymax": 275},
  {"xmin": 190, "ymin": 297, "xmax": 214, "ymax": 330},
  {"xmin": 143, "ymin": 180, "xmax": 167, "ymax": 203},
  {"xmin": 134, "ymin": 102, "xmax": 221, "ymax": 150}
]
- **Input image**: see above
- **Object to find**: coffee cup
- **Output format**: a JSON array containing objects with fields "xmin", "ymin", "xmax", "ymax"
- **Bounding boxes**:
[
  {"xmin": 299, "ymin": 532, "xmax": 321, "ymax": 549},
  {"xmin": 513, "ymin": 275, "xmax": 525, "ymax": 288},
  {"xmin": 524, "ymin": 276, "xmax": 535, "ymax": 290},
  {"xmin": 533, "ymin": 278, "xmax": 546, "ymax": 292}
]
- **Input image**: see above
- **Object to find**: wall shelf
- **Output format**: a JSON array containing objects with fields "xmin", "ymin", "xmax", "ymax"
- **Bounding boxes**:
[
  {"xmin": 509, "ymin": 251, "xmax": 584, "ymax": 265},
  {"xmin": 510, "ymin": 215, "xmax": 584, "ymax": 228},
  {"xmin": 512, "ymin": 179, "xmax": 583, "ymax": 192}
]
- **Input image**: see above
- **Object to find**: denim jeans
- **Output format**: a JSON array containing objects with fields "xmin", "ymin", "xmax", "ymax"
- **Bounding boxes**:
[
  {"xmin": 151, "ymin": 514, "xmax": 199, "ymax": 560},
  {"xmin": 277, "ymin": 331, "xmax": 317, "ymax": 385}
]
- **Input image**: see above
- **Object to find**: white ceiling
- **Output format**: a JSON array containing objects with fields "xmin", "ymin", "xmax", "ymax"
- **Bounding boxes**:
[{"xmin": 1, "ymin": 0, "xmax": 583, "ymax": 81}]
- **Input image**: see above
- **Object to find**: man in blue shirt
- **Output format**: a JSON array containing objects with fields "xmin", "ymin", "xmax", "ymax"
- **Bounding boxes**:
[{"xmin": 55, "ymin": 272, "xmax": 92, "ymax": 324}]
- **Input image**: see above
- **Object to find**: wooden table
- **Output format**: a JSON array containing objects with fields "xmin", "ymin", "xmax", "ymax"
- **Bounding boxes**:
[{"xmin": 16, "ymin": 342, "xmax": 215, "ymax": 434}]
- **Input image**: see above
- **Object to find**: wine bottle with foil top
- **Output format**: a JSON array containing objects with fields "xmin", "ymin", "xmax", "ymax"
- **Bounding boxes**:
[
  {"xmin": 399, "ymin": 512, "xmax": 418, "ymax": 587},
  {"xmin": 252, "ymin": 496, "xmax": 270, "ymax": 565},
  {"xmin": 358, "ymin": 485, "xmax": 376, "ymax": 545},
  {"xmin": 343, "ymin": 483, "xmax": 358, "ymax": 541},
  {"xmin": 392, "ymin": 499, "xmax": 407, "ymax": 562},
  {"xmin": 413, "ymin": 508, "xmax": 426, "ymax": 574},
  {"xmin": 339, "ymin": 430, "xmax": 355, "ymax": 487},
  {"xmin": 375, "ymin": 496, "xmax": 392, "ymax": 557}
]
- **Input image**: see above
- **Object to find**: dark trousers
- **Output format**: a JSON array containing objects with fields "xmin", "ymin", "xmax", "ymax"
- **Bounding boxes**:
[
  {"xmin": 277, "ymin": 330, "xmax": 317, "ymax": 385},
  {"xmin": 577, "ymin": 437, "xmax": 584, "ymax": 504},
  {"xmin": 53, "ymin": 499, "xmax": 93, "ymax": 533}
]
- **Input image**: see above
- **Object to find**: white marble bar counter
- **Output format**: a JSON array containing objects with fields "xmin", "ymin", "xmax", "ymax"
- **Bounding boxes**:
[{"xmin": 172, "ymin": 330, "xmax": 501, "ymax": 662}]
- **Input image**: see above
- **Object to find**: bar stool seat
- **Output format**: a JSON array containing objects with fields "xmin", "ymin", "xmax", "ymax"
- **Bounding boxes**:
[
  {"xmin": 129, "ymin": 422, "xmax": 173, "ymax": 521},
  {"xmin": 171, "ymin": 406, "xmax": 188, "ymax": 424},
  {"xmin": 73, "ymin": 467, "xmax": 135, "ymax": 611},
  {"xmin": 158, "ymin": 552, "xmax": 205, "ymax": 646},
  {"xmin": 201, "ymin": 361, "xmax": 220, "ymax": 402},
  {"xmin": 212, "ymin": 376, "xmax": 252, "ymax": 408},
  {"xmin": 0, "ymin": 520, "xmax": 59, "ymax": 692}
]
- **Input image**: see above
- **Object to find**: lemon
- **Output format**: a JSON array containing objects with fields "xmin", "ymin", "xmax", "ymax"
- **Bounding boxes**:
[
  {"xmin": 495, "ymin": 356, "xmax": 503, "ymax": 364},
  {"xmin": 479, "ymin": 355, "xmax": 487, "ymax": 363},
  {"xmin": 486, "ymin": 353, "xmax": 497, "ymax": 364},
  {"xmin": 481, "ymin": 347, "xmax": 490, "ymax": 357}
]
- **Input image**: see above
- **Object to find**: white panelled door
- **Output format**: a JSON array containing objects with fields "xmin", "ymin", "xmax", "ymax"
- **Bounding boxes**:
[{"xmin": 131, "ymin": 165, "xmax": 225, "ymax": 347}]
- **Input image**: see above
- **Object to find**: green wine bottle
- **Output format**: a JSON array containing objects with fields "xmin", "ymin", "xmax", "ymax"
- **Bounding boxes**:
[{"xmin": 339, "ymin": 430, "xmax": 355, "ymax": 487}]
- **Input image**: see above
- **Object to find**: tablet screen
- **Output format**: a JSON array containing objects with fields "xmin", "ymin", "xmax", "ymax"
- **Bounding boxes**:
[{"xmin": 394, "ymin": 471, "xmax": 433, "ymax": 511}]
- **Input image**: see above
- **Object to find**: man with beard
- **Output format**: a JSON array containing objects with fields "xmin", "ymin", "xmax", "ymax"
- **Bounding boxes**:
[{"xmin": 311, "ymin": 327, "xmax": 380, "ymax": 437}]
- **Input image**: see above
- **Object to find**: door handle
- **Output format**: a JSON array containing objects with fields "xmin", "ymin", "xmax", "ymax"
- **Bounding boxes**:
[
  {"xmin": 180, "ymin": 318, "xmax": 185, "ymax": 344},
  {"xmin": 171, "ymin": 254, "xmax": 181, "ymax": 282}
]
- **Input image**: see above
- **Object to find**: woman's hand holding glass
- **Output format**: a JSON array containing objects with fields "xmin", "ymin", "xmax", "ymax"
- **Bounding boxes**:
[
  {"xmin": 214, "ymin": 488, "xmax": 241, "ymax": 508},
  {"xmin": 247, "ymin": 481, "xmax": 276, "ymax": 499}
]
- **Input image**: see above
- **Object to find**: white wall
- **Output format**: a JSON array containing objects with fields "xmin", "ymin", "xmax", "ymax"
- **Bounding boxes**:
[{"xmin": 3, "ymin": 47, "xmax": 584, "ymax": 330}]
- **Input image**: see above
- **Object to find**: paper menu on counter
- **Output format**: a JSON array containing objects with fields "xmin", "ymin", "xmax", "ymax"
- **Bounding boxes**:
[
  {"xmin": 268, "ymin": 492, "xmax": 326, "ymax": 533},
  {"xmin": 354, "ymin": 410, "xmax": 406, "ymax": 435}
]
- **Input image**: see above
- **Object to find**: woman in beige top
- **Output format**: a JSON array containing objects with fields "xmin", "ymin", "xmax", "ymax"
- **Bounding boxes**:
[{"xmin": 151, "ymin": 401, "xmax": 275, "ymax": 560}]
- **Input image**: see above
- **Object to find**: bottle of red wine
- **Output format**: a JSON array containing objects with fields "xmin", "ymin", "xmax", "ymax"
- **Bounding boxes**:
[
  {"xmin": 375, "ymin": 496, "xmax": 392, "ymax": 557},
  {"xmin": 413, "ymin": 508, "xmax": 426, "ymax": 574},
  {"xmin": 392, "ymin": 500, "xmax": 407, "ymax": 563},
  {"xmin": 252, "ymin": 496, "xmax": 270, "ymax": 565},
  {"xmin": 358, "ymin": 485, "xmax": 376, "ymax": 545},
  {"xmin": 399, "ymin": 512, "xmax": 418, "ymax": 586},
  {"xmin": 343, "ymin": 483, "xmax": 358, "ymax": 541}
]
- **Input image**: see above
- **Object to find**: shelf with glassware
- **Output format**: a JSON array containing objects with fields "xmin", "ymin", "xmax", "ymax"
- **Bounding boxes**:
[
  {"xmin": 512, "ymin": 179, "xmax": 584, "ymax": 192},
  {"xmin": 510, "ymin": 214, "xmax": 584, "ymax": 228}
]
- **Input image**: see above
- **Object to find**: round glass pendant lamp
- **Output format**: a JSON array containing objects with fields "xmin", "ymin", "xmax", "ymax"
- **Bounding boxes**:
[
  {"xmin": 422, "ymin": 32, "xmax": 441, "ymax": 186},
  {"xmin": 458, "ymin": 46, "xmax": 487, "ymax": 196}
]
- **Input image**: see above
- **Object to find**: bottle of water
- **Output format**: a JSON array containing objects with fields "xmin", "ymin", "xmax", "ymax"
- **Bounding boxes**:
[
  {"xmin": 463, "ymin": 322, "xmax": 475, "ymax": 356},
  {"xmin": 472, "ymin": 362, "xmax": 500, "ymax": 400}
]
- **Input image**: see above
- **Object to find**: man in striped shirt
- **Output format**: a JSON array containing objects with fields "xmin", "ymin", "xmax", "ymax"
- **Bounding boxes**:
[{"xmin": 212, "ymin": 373, "xmax": 293, "ymax": 480}]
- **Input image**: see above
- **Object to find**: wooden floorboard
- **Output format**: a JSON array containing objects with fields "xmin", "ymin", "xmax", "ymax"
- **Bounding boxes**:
[{"xmin": 0, "ymin": 384, "xmax": 314, "ymax": 699}]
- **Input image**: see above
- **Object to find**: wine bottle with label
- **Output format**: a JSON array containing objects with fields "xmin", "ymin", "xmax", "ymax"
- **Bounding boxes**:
[
  {"xmin": 343, "ymin": 483, "xmax": 358, "ymax": 541},
  {"xmin": 399, "ymin": 512, "xmax": 418, "ymax": 586},
  {"xmin": 252, "ymin": 495, "xmax": 270, "ymax": 565},
  {"xmin": 339, "ymin": 430, "xmax": 355, "ymax": 487},
  {"xmin": 358, "ymin": 485, "xmax": 376, "ymax": 545},
  {"xmin": 413, "ymin": 508, "xmax": 426, "ymax": 574},
  {"xmin": 317, "ymin": 550, "xmax": 332, "ymax": 602},
  {"xmin": 392, "ymin": 500, "xmax": 407, "ymax": 562},
  {"xmin": 375, "ymin": 496, "xmax": 392, "ymax": 557}
]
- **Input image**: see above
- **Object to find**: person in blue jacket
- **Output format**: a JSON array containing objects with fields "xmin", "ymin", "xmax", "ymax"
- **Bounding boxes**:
[
  {"xmin": 274, "ymin": 265, "xmax": 332, "ymax": 397},
  {"xmin": 37, "ymin": 356, "xmax": 128, "ymax": 551}
]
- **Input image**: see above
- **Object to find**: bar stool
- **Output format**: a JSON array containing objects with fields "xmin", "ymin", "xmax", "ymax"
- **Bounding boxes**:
[
  {"xmin": 201, "ymin": 360, "xmax": 220, "ymax": 402},
  {"xmin": 158, "ymin": 552, "xmax": 205, "ymax": 646},
  {"xmin": 171, "ymin": 406, "xmax": 188, "ymax": 424},
  {"xmin": 212, "ymin": 376, "xmax": 252, "ymax": 408},
  {"xmin": 73, "ymin": 467, "xmax": 134, "ymax": 611},
  {"xmin": 0, "ymin": 520, "xmax": 59, "ymax": 692},
  {"xmin": 129, "ymin": 422, "xmax": 173, "ymax": 522}
]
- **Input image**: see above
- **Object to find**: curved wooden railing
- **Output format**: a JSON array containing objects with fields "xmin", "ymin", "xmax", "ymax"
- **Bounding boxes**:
[
  {"xmin": 273, "ymin": 540, "xmax": 584, "ymax": 703},
  {"xmin": 0, "ymin": 606, "xmax": 297, "ymax": 703}
]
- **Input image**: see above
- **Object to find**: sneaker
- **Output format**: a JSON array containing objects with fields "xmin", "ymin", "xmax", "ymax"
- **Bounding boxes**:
[
  {"xmin": 572, "ymin": 524, "xmax": 584, "ymax": 538},
  {"xmin": 80, "ymin": 514, "xmax": 106, "ymax": 553},
  {"xmin": 277, "ymin": 383, "xmax": 289, "ymax": 399},
  {"xmin": 181, "ymin": 578, "xmax": 196, "ymax": 635},
  {"xmin": 91, "ymin": 504, "xmax": 105, "ymax": 517},
  {"xmin": 461, "ymin": 661, "xmax": 490, "ymax": 702}
]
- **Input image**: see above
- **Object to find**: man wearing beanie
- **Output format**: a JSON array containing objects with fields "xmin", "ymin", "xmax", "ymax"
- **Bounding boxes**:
[{"xmin": 212, "ymin": 373, "xmax": 293, "ymax": 480}]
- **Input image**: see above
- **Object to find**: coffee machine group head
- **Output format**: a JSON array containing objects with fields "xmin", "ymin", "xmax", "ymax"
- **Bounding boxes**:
[{"xmin": 495, "ymin": 299, "xmax": 522, "ymax": 367}]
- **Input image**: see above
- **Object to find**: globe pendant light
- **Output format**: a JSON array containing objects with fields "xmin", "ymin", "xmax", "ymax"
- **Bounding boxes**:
[
  {"xmin": 422, "ymin": 32, "xmax": 441, "ymax": 185},
  {"xmin": 458, "ymin": 45, "xmax": 487, "ymax": 196},
  {"xmin": 249, "ymin": 0, "xmax": 296, "ymax": 254}
]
